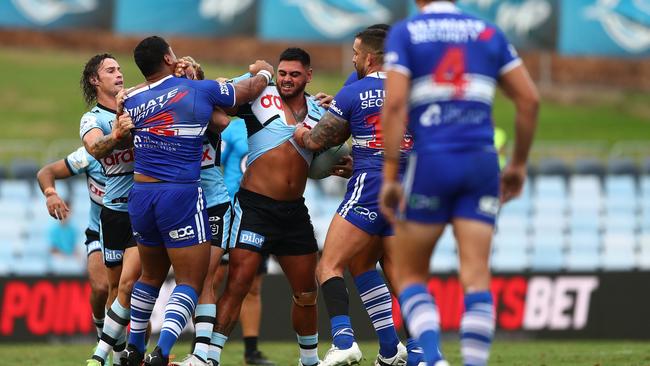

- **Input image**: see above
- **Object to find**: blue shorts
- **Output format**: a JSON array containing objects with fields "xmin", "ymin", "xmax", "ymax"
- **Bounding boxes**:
[
  {"xmin": 338, "ymin": 170, "xmax": 393, "ymax": 236},
  {"xmin": 129, "ymin": 182, "xmax": 211, "ymax": 248},
  {"xmin": 401, "ymin": 150, "xmax": 500, "ymax": 225}
]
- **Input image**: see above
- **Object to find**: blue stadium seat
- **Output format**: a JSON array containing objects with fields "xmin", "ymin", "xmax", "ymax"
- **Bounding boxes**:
[
  {"xmin": 641, "ymin": 207, "xmax": 650, "ymax": 231},
  {"xmin": 491, "ymin": 234, "xmax": 528, "ymax": 272},
  {"xmin": 568, "ymin": 211, "xmax": 600, "ymax": 232},
  {"xmin": 641, "ymin": 175, "xmax": 650, "ymax": 197},
  {"xmin": 569, "ymin": 175, "xmax": 602, "ymax": 213},
  {"xmin": 568, "ymin": 231, "xmax": 600, "ymax": 251},
  {"xmin": 603, "ymin": 213, "xmax": 637, "ymax": 235},
  {"xmin": 605, "ymin": 175, "xmax": 636, "ymax": 196},
  {"xmin": 0, "ymin": 180, "xmax": 32, "ymax": 200},
  {"xmin": 0, "ymin": 200, "xmax": 29, "ymax": 219},
  {"xmin": 11, "ymin": 255, "xmax": 49, "ymax": 276},
  {"xmin": 534, "ymin": 175, "xmax": 567, "ymax": 197},
  {"xmin": 431, "ymin": 231, "xmax": 458, "ymax": 273},
  {"xmin": 638, "ymin": 234, "xmax": 650, "ymax": 270},
  {"xmin": 531, "ymin": 213, "xmax": 565, "ymax": 233},
  {"xmin": 565, "ymin": 246, "xmax": 600, "ymax": 271},
  {"xmin": 50, "ymin": 256, "xmax": 85, "ymax": 275},
  {"xmin": 529, "ymin": 234, "xmax": 564, "ymax": 271},
  {"xmin": 496, "ymin": 214, "xmax": 528, "ymax": 237},
  {"xmin": 601, "ymin": 234, "xmax": 636, "ymax": 271}
]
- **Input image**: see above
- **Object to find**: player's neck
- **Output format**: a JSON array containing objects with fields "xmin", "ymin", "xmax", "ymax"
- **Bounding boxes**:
[
  {"xmin": 145, "ymin": 70, "xmax": 172, "ymax": 84},
  {"xmin": 283, "ymin": 93, "xmax": 307, "ymax": 122},
  {"xmin": 364, "ymin": 65, "xmax": 383, "ymax": 78},
  {"xmin": 96, "ymin": 92, "xmax": 117, "ymax": 111}
]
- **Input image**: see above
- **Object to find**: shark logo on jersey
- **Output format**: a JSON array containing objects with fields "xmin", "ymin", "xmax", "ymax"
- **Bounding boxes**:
[
  {"xmin": 199, "ymin": 0, "xmax": 254, "ymax": 23},
  {"xmin": 585, "ymin": 0, "xmax": 650, "ymax": 53},
  {"xmin": 12, "ymin": 0, "xmax": 97, "ymax": 25},
  {"xmin": 284, "ymin": 0, "xmax": 390, "ymax": 38},
  {"xmin": 495, "ymin": 0, "xmax": 552, "ymax": 36}
]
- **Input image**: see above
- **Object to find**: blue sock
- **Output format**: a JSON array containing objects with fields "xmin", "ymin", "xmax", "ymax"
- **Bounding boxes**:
[
  {"xmin": 158, "ymin": 284, "xmax": 198, "ymax": 357},
  {"xmin": 354, "ymin": 270, "xmax": 399, "ymax": 358},
  {"xmin": 208, "ymin": 332, "xmax": 228, "ymax": 364},
  {"xmin": 331, "ymin": 315, "xmax": 354, "ymax": 350},
  {"xmin": 406, "ymin": 338, "xmax": 425, "ymax": 366},
  {"xmin": 297, "ymin": 334, "xmax": 319, "ymax": 366},
  {"xmin": 193, "ymin": 304, "xmax": 216, "ymax": 362},
  {"xmin": 460, "ymin": 291, "xmax": 495, "ymax": 366},
  {"xmin": 93, "ymin": 299, "xmax": 129, "ymax": 362},
  {"xmin": 129, "ymin": 281, "xmax": 159, "ymax": 354},
  {"xmin": 399, "ymin": 284, "xmax": 443, "ymax": 364}
]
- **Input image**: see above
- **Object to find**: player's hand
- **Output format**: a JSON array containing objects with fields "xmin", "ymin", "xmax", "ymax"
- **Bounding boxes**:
[
  {"xmin": 500, "ymin": 163, "xmax": 527, "ymax": 203},
  {"xmin": 112, "ymin": 112, "xmax": 134, "ymax": 141},
  {"xmin": 313, "ymin": 92, "xmax": 334, "ymax": 109},
  {"xmin": 293, "ymin": 124, "xmax": 310, "ymax": 148},
  {"xmin": 46, "ymin": 193, "xmax": 69, "ymax": 220},
  {"xmin": 116, "ymin": 88, "xmax": 128, "ymax": 115},
  {"xmin": 249, "ymin": 60, "xmax": 274, "ymax": 78},
  {"xmin": 215, "ymin": 77, "xmax": 229, "ymax": 83},
  {"xmin": 331, "ymin": 155, "xmax": 353, "ymax": 178},
  {"xmin": 175, "ymin": 56, "xmax": 202, "ymax": 80},
  {"xmin": 379, "ymin": 180, "xmax": 404, "ymax": 225}
]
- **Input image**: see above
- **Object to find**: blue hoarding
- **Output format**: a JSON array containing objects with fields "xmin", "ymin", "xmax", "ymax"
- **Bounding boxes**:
[
  {"xmin": 0, "ymin": 0, "xmax": 111, "ymax": 29},
  {"xmin": 559, "ymin": 0, "xmax": 650, "ymax": 56},
  {"xmin": 259, "ymin": 0, "xmax": 406, "ymax": 42},
  {"xmin": 114, "ymin": 0, "xmax": 255, "ymax": 36}
]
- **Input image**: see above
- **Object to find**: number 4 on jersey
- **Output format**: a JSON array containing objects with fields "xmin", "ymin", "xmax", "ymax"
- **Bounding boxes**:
[{"xmin": 433, "ymin": 47, "xmax": 467, "ymax": 98}]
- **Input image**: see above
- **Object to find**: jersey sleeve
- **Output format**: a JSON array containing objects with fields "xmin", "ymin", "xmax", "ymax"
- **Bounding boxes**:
[
  {"xmin": 79, "ymin": 112, "xmax": 103, "ymax": 139},
  {"xmin": 495, "ymin": 28, "xmax": 522, "ymax": 76},
  {"xmin": 64, "ymin": 146, "xmax": 90, "ymax": 175},
  {"xmin": 327, "ymin": 87, "xmax": 354, "ymax": 122},
  {"xmin": 384, "ymin": 21, "xmax": 412, "ymax": 77},
  {"xmin": 197, "ymin": 80, "xmax": 237, "ymax": 108}
]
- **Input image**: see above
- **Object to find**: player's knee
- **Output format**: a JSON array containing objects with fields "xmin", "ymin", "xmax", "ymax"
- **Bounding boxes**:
[
  {"xmin": 292, "ymin": 289, "xmax": 318, "ymax": 307},
  {"xmin": 90, "ymin": 279, "xmax": 109, "ymax": 298}
]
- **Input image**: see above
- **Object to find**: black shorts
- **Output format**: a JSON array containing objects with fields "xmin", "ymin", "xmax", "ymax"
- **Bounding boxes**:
[
  {"xmin": 221, "ymin": 253, "xmax": 270, "ymax": 275},
  {"xmin": 229, "ymin": 189, "xmax": 318, "ymax": 256},
  {"xmin": 100, "ymin": 207, "xmax": 136, "ymax": 268},
  {"xmin": 84, "ymin": 228, "xmax": 101, "ymax": 256},
  {"xmin": 207, "ymin": 202, "xmax": 232, "ymax": 250}
]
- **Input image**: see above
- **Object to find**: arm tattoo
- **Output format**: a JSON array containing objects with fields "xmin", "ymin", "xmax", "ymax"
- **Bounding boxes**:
[
  {"xmin": 307, "ymin": 112, "xmax": 350, "ymax": 151},
  {"xmin": 89, "ymin": 130, "xmax": 120, "ymax": 159}
]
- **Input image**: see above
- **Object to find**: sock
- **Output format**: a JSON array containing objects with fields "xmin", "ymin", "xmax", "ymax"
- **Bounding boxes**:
[
  {"xmin": 297, "ymin": 333, "xmax": 319, "ymax": 366},
  {"xmin": 93, "ymin": 314, "xmax": 105, "ymax": 341},
  {"xmin": 244, "ymin": 336, "xmax": 258, "ymax": 356},
  {"xmin": 460, "ymin": 291, "xmax": 495, "ymax": 366},
  {"xmin": 354, "ymin": 270, "xmax": 399, "ymax": 358},
  {"xmin": 321, "ymin": 277, "xmax": 354, "ymax": 350},
  {"xmin": 93, "ymin": 299, "xmax": 130, "ymax": 363},
  {"xmin": 399, "ymin": 284, "xmax": 442, "ymax": 364},
  {"xmin": 406, "ymin": 338, "xmax": 425, "ymax": 366},
  {"xmin": 207, "ymin": 332, "xmax": 228, "ymax": 365},
  {"xmin": 157, "ymin": 284, "xmax": 198, "ymax": 357},
  {"xmin": 129, "ymin": 281, "xmax": 160, "ymax": 354},
  {"xmin": 192, "ymin": 304, "xmax": 216, "ymax": 362},
  {"xmin": 113, "ymin": 333, "xmax": 126, "ymax": 366}
]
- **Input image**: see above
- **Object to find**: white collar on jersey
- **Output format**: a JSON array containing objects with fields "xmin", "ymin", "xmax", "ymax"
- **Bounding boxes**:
[
  {"xmin": 422, "ymin": 1, "xmax": 460, "ymax": 14},
  {"xmin": 126, "ymin": 74, "xmax": 175, "ymax": 98},
  {"xmin": 366, "ymin": 71, "xmax": 387, "ymax": 79}
]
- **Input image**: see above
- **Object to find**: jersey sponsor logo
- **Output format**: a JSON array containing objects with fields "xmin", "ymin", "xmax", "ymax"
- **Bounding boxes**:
[
  {"xmin": 353, "ymin": 205, "xmax": 378, "ymax": 221},
  {"xmin": 239, "ymin": 230, "xmax": 264, "ymax": 248},
  {"xmin": 169, "ymin": 226, "xmax": 195, "ymax": 241},
  {"xmin": 104, "ymin": 249, "xmax": 123, "ymax": 263},
  {"xmin": 100, "ymin": 148, "xmax": 135, "ymax": 176},
  {"xmin": 359, "ymin": 89, "xmax": 385, "ymax": 110},
  {"xmin": 478, "ymin": 195, "xmax": 499, "ymax": 216},
  {"xmin": 260, "ymin": 94, "xmax": 283, "ymax": 109},
  {"xmin": 126, "ymin": 88, "xmax": 180, "ymax": 124},
  {"xmin": 12, "ymin": 0, "xmax": 98, "ymax": 25},
  {"xmin": 408, "ymin": 194, "xmax": 440, "ymax": 211},
  {"xmin": 201, "ymin": 143, "xmax": 217, "ymax": 167},
  {"xmin": 329, "ymin": 100, "xmax": 343, "ymax": 116},
  {"xmin": 87, "ymin": 177, "xmax": 105, "ymax": 205},
  {"xmin": 79, "ymin": 114, "xmax": 98, "ymax": 135},
  {"xmin": 219, "ymin": 82, "xmax": 231, "ymax": 96},
  {"xmin": 407, "ymin": 18, "xmax": 486, "ymax": 44}
]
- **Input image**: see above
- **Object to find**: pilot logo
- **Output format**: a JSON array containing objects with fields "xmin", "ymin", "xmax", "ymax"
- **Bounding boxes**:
[
  {"xmin": 12, "ymin": 0, "xmax": 98, "ymax": 25},
  {"xmin": 284, "ymin": 0, "xmax": 391, "ymax": 38},
  {"xmin": 104, "ymin": 249, "xmax": 123, "ymax": 263},
  {"xmin": 169, "ymin": 226, "xmax": 195, "ymax": 241},
  {"xmin": 199, "ymin": 0, "xmax": 254, "ymax": 23},
  {"xmin": 240, "ymin": 230, "xmax": 265, "ymax": 248},
  {"xmin": 585, "ymin": 0, "xmax": 650, "ymax": 53}
]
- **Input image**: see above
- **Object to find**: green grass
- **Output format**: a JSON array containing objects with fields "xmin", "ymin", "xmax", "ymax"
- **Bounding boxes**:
[
  {"xmin": 1, "ymin": 340, "xmax": 649, "ymax": 366},
  {"xmin": 0, "ymin": 45, "xmax": 648, "ymax": 157}
]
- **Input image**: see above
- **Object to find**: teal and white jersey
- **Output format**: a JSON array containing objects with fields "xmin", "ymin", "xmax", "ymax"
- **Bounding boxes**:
[
  {"xmin": 236, "ymin": 85, "xmax": 325, "ymax": 166},
  {"xmin": 79, "ymin": 104, "xmax": 134, "ymax": 212},
  {"xmin": 200, "ymin": 130, "xmax": 230, "ymax": 208},
  {"xmin": 64, "ymin": 146, "xmax": 106, "ymax": 232}
]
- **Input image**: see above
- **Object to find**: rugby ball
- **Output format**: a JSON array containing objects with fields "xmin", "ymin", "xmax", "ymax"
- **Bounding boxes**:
[{"xmin": 308, "ymin": 142, "xmax": 351, "ymax": 179}]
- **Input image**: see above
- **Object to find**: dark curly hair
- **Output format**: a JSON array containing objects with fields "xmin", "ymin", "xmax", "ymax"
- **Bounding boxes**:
[{"xmin": 80, "ymin": 53, "xmax": 115, "ymax": 107}]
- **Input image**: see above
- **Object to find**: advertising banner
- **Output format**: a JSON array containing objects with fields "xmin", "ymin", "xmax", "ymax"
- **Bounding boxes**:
[
  {"xmin": 558, "ymin": 0, "xmax": 650, "ymax": 56},
  {"xmin": 407, "ymin": 0, "xmax": 557, "ymax": 49},
  {"xmin": 113, "ymin": 0, "xmax": 255, "ymax": 36},
  {"xmin": 0, "ymin": 0, "xmax": 111, "ymax": 29},
  {"xmin": 258, "ymin": 0, "xmax": 406, "ymax": 42},
  {"xmin": 1, "ymin": 273, "xmax": 649, "ymax": 341}
]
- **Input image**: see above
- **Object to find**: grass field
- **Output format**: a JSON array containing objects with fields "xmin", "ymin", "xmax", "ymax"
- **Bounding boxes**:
[
  {"xmin": 0, "ymin": 46, "xmax": 648, "ymax": 146},
  {"xmin": 1, "ymin": 340, "xmax": 650, "ymax": 366}
]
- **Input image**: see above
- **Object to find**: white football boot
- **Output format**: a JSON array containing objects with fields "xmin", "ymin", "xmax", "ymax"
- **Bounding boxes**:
[
  {"xmin": 374, "ymin": 341, "xmax": 407, "ymax": 366},
  {"xmin": 169, "ymin": 354, "xmax": 209, "ymax": 366},
  {"xmin": 320, "ymin": 342, "xmax": 363, "ymax": 366}
]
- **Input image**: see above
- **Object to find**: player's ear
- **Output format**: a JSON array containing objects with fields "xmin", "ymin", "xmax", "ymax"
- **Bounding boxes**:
[{"xmin": 306, "ymin": 67, "xmax": 313, "ymax": 83}]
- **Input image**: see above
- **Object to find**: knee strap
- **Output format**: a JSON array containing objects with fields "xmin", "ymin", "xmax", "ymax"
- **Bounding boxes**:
[{"xmin": 293, "ymin": 290, "xmax": 318, "ymax": 307}]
